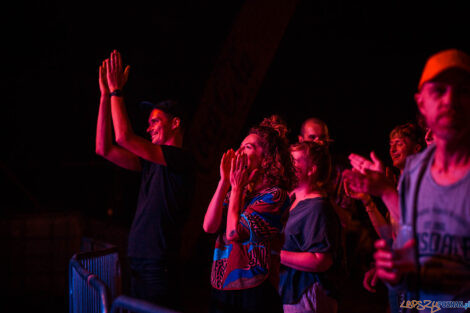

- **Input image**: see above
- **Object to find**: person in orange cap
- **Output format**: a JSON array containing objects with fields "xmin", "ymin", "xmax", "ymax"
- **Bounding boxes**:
[{"xmin": 344, "ymin": 49, "xmax": 470, "ymax": 312}]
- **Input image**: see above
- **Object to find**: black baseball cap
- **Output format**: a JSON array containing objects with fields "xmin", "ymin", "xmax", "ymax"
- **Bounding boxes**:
[{"xmin": 139, "ymin": 99, "xmax": 188, "ymax": 124}]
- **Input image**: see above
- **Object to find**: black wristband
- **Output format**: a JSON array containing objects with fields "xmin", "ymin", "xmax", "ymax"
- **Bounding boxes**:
[{"xmin": 110, "ymin": 89, "xmax": 123, "ymax": 97}]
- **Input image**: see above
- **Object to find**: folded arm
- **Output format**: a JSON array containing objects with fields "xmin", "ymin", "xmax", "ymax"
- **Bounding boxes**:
[{"xmin": 281, "ymin": 250, "xmax": 333, "ymax": 272}]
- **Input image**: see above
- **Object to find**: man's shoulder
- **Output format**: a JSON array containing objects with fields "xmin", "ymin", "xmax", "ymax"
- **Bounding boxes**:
[
  {"xmin": 398, "ymin": 145, "xmax": 435, "ymax": 220},
  {"xmin": 403, "ymin": 144, "xmax": 436, "ymax": 176},
  {"xmin": 161, "ymin": 145, "xmax": 195, "ymax": 171},
  {"xmin": 139, "ymin": 145, "xmax": 195, "ymax": 177},
  {"xmin": 160, "ymin": 144, "xmax": 190, "ymax": 156}
]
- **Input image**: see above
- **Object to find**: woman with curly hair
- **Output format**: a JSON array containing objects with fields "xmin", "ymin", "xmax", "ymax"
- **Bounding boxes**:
[{"xmin": 203, "ymin": 116, "xmax": 296, "ymax": 313}]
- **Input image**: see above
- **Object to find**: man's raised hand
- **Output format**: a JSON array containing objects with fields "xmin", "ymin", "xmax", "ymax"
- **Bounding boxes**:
[
  {"xmin": 99, "ymin": 59, "xmax": 110, "ymax": 95},
  {"xmin": 106, "ymin": 50, "xmax": 130, "ymax": 92},
  {"xmin": 343, "ymin": 168, "xmax": 394, "ymax": 198},
  {"xmin": 349, "ymin": 151, "xmax": 384, "ymax": 175}
]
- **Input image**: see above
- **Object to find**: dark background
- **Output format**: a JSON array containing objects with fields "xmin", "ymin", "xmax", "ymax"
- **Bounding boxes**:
[
  {"xmin": 3, "ymin": 0, "xmax": 470, "ymax": 214},
  {"xmin": 1, "ymin": 0, "xmax": 469, "ymax": 312}
]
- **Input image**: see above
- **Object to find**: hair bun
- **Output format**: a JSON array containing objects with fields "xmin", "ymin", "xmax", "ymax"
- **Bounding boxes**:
[{"xmin": 259, "ymin": 114, "xmax": 289, "ymax": 141}]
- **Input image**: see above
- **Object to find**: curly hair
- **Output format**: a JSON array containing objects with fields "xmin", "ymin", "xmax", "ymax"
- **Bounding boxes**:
[
  {"xmin": 290, "ymin": 141, "xmax": 332, "ymax": 190},
  {"xmin": 259, "ymin": 114, "xmax": 290, "ymax": 145},
  {"xmin": 389, "ymin": 122, "xmax": 425, "ymax": 152},
  {"xmin": 248, "ymin": 116, "xmax": 296, "ymax": 191}
]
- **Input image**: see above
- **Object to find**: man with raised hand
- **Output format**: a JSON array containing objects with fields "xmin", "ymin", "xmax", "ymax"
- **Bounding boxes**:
[
  {"xmin": 95, "ymin": 50, "xmax": 195, "ymax": 310},
  {"xmin": 346, "ymin": 49, "xmax": 470, "ymax": 312},
  {"xmin": 346, "ymin": 122, "xmax": 425, "ymax": 237},
  {"xmin": 346, "ymin": 123, "xmax": 424, "ymax": 312}
]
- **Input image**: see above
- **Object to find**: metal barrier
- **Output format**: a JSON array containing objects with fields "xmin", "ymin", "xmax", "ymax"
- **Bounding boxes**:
[
  {"xmin": 69, "ymin": 238, "xmax": 122, "ymax": 313},
  {"xmin": 69, "ymin": 259, "xmax": 111, "ymax": 313},
  {"xmin": 110, "ymin": 295, "xmax": 180, "ymax": 313},
  {"xmin": 69, "ymin": 238, "xmax": 180, "ymax": 313}
]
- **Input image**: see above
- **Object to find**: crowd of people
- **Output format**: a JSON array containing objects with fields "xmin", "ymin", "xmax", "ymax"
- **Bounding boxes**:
[{"xmin": 95, "ymin": 48, "xmax": 470, "ymax": 313}]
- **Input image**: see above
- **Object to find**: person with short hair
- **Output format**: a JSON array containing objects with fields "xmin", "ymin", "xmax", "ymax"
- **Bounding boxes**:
[
  {"xmin": 389, "ymin": 123, "xmax": 425, "ymax": 174},
  {"xmin": 346, "ymin": 123, "xmax": 425, "ymax": 308},
  {"xmin": 344, "ymin": 49, "xmax": 470, "ymax": 312},
  {"xmin": 298, "ymin": 118, "xmax": 332, "ymax": 146},
  {"xmin": 346, "ymin": 121, "xmax": 426, "ymax": 237},
  {"xmin": 95, "ymin": 50, "xmax": 195, "ymax": 310}
]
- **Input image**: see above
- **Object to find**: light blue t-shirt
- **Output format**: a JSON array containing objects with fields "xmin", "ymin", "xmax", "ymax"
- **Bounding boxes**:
[{"xmin": 396, "ymin": 145, "xmax": 470, "ymax": 312}]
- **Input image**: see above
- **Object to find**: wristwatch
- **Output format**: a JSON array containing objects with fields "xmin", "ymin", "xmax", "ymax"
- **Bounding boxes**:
[{"xmin": 110, "ymin": 89, "xmax": 123, "ymax": 97}]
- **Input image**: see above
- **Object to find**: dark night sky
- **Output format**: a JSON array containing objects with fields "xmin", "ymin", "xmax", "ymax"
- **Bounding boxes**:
[{"xmin": 2, "ymin": 0, "xmax": 470, "ymax": 217}]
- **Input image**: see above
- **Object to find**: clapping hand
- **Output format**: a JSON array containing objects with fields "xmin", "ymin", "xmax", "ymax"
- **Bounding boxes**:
[
  {"xmin": 230, "ymin": 153, "xmax": 258, "ymax": 191},
  {"xmin": 344, "ymin": 151, "xmax": 395, "ymax": 197},
  {"xmin": 349, "ymin": 151, "xmax": 384, "ymax": 175},
  {"xmin": 220, "ymin": 149, "xmax": 235, "ymax": 183},
  {"xmin": 99, "ymin": 59, "xmax": 110, "ymax": 95},
  {"xmin": 106, "ymin": 50, "xmax": 130, "ymax": 92},
  {"xmin": 343, "ymin": 176, "xmax": 370, "ymax": 201}
]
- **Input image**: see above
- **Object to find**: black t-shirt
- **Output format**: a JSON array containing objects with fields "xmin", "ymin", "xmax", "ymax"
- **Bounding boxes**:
[
  {"xmin": 279, "ymin": 197, "xmax": 342, "ymax": 304},
  {"xmin": 127, "ymin": 145, "xmax": 195, "ymax": 260}
]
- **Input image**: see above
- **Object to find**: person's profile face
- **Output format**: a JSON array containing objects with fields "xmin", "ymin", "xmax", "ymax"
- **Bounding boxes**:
[
  {"xmin": 237, "ymin": 134, "xmax": 264, "ymax": 172},
  {"xmin": 417, "ymin": 69, "xmax": 470, "ymax": 141},
  {"xmin": 146, "ymin": 109, "xmax": 172, "ymax": 145},
  {"xmin": 291, "ymin": 150, "xmax": 310, "ymax": 183}
]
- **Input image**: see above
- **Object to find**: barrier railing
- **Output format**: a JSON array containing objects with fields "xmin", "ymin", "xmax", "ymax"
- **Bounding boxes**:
[
  {"xmin": 69, "ymin": 238, "xmax": 122, "ymax": 313},
  {"xmin": 110, "ymin": 295, "xmax": 180, "ymax": 313},
  {"xmin": 69, "ymin": 238, "xmax": 180, "ymax": 313},
  {"xmin": 69, "ymin": 259, "xmax": 111, "ymax": 313}
]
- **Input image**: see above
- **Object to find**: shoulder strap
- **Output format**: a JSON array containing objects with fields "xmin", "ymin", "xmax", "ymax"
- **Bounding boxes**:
[{"xmin": 409, "ymin": 147, "xmax": 434, "ymax": 303}]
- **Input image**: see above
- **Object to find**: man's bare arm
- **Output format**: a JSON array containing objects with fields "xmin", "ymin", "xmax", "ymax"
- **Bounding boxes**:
[
  {"xmin": 106, "ymin": 50, "xmax": 167, "ymax": 166},
  {"xmin": 95, "ymin": 59, "xmax": 141, "ymax": 171}
]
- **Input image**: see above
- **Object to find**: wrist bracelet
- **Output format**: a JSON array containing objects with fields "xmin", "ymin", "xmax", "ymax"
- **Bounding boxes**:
[{"xmin": 110, "ymin": 89, "xmax": 123, "ymax": 97}]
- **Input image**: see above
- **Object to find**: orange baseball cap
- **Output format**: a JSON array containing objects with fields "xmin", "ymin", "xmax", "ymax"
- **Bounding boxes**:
[{"xmin": 418, "ymin": 49, "xmax": 470, "ymax": 89}]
